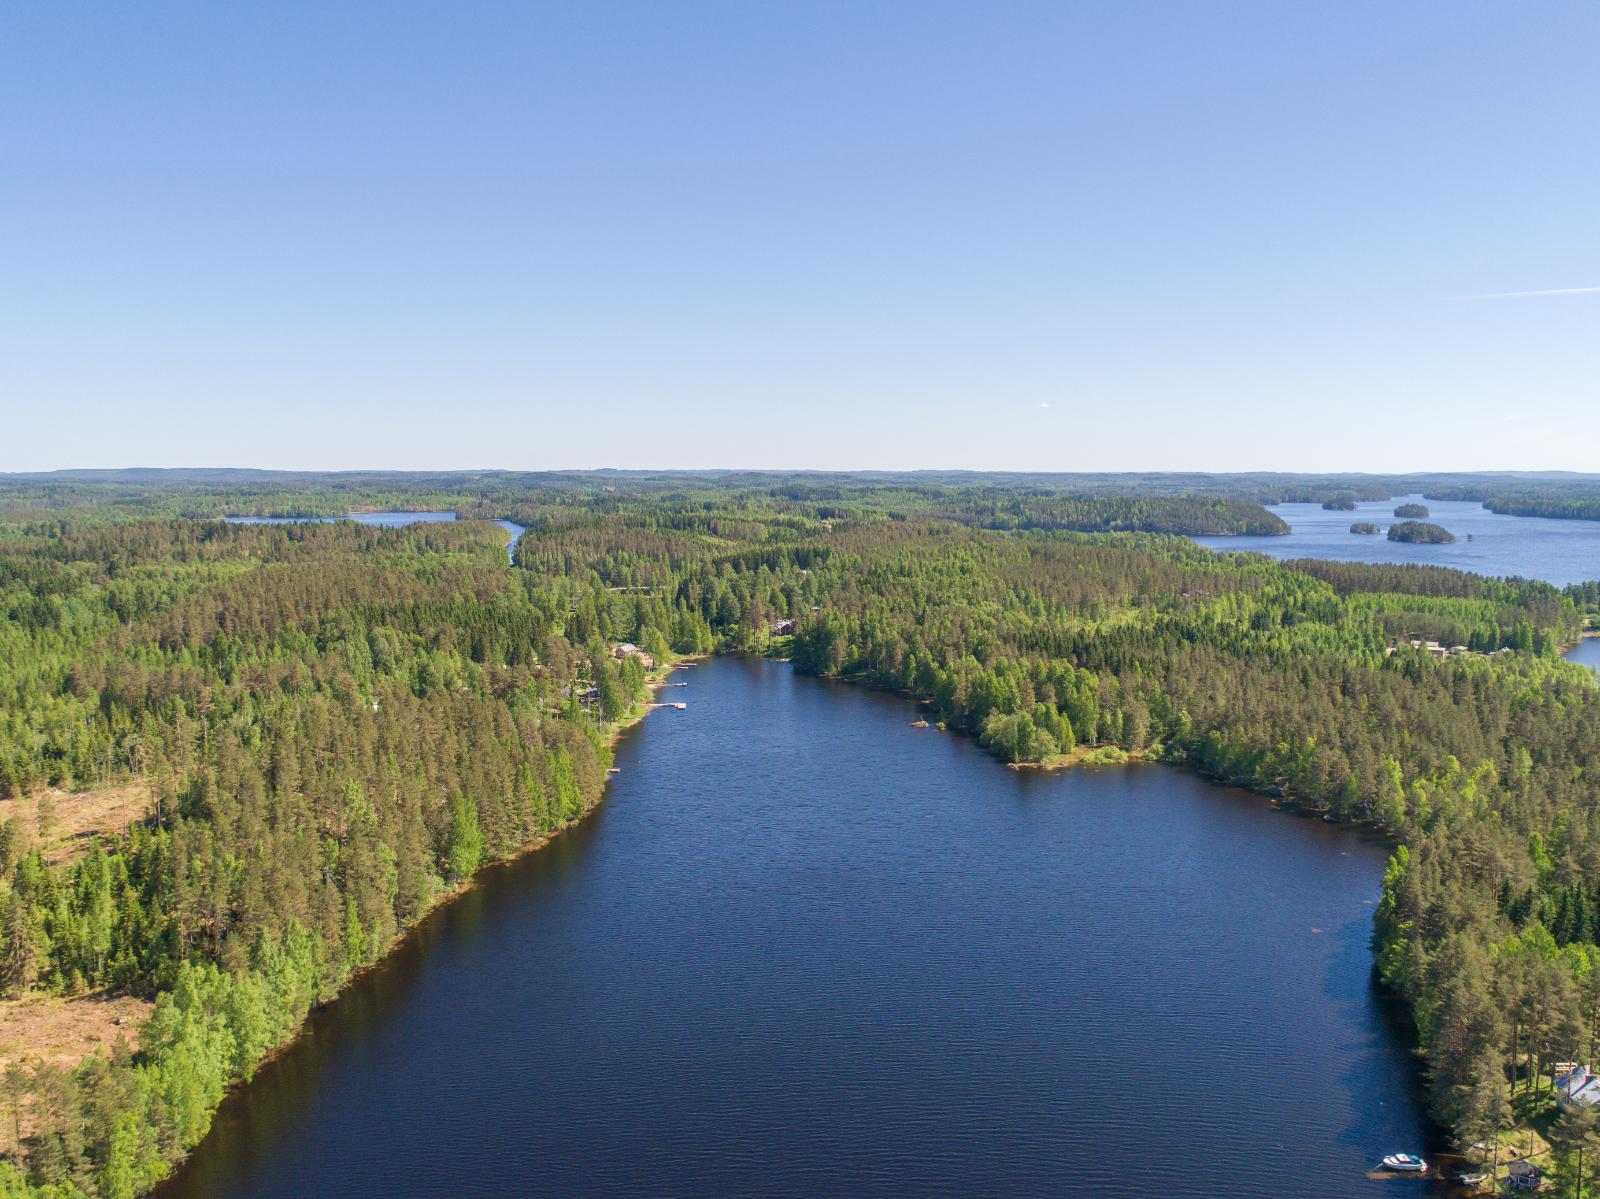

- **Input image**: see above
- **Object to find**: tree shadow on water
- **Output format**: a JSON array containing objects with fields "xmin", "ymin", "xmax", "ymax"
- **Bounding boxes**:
[{"xmin": 1323, "ymin": 909, "xmax": 1452, "ymax": 1189}]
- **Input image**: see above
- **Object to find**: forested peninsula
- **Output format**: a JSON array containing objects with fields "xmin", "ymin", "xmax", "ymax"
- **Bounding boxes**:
[
  {"xmin": 1428, "ymin": 483, "xmax": 1600, "ymax": 524},
  {"xmin": 3, "ymin": 473, "xmax": 1600, "ymax": 1196}
]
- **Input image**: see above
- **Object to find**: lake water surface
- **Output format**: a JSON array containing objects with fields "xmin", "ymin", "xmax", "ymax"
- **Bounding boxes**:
[
  {"xmin": 224, "ymin": 511, "xmax": 525, "ymax": 561},
  {"xmin": 1568, "ymin": 638, "xmax": 1600, "ymax": 672},
  {"xmin": 157, "ymin": 657, "xmax": 1435, "ymax": 1199},
  {"xmin": 225, "ymin": 510, "xmax": 458, "ymax": 528},
  {"xmin": 1194, "ymin": 494, "xmax": 1600, "ymax": 587}
]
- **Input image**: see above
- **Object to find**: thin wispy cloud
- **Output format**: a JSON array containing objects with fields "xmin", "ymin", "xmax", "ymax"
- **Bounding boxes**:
[{"xmin": 1460, "ymin": 285, "xmax": 1600, "ymax": 300}]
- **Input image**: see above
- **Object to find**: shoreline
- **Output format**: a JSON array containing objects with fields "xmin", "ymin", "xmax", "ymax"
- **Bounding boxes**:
[
  {"xmin": 143, "ymin": 654, "xmax": 704, "ymax": 1193},
  {"xmin": 275, "ymin": 651, "xmax": 701, "ymax": 1012},
  {"xmin": 788, "ymin": 656, "xmax": 1396, "ymax": 828},
  {"xmin": 1560, "ymin": 631, "xmax": 1600, "ymax": 660},
  {"xmin": 1008, "ymin": 745, "xmax": 1148, "ymax": 771},
  {"xmin": 772, "ymin": 653, "xmax": 1455, "ymax": 1162}
]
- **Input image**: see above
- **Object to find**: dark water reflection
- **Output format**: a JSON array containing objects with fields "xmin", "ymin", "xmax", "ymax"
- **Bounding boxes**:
[{"xmin": 157, "ymin": 657, "xmax": 1439, "ymax": 1198}]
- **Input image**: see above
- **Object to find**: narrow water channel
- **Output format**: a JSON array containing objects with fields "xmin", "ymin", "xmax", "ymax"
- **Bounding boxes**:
[{"xmin": 157, "ymin": 657, "xmax": 1435, "ymax": 1198}]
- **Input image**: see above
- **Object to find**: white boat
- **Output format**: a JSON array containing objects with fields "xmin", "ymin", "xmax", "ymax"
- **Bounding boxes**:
[{"xmin": 1380, "ymin": 1153, "xmax": 1427, "ymax": 1172}]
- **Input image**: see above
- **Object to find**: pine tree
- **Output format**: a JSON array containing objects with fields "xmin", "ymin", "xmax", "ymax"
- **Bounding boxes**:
[
  {"xmin": 1552, "ymin": 1104, "xmax": 1600, "ymax": 1199},
  {"xmin": 1, "ymin": 898, "xmax": 35, "ymax": 997}
]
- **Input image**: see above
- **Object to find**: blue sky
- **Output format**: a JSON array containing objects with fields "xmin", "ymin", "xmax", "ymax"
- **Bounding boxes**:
[{"xmin": 2, "ymin": 2, "xmax": 1596, "ymax": 473}]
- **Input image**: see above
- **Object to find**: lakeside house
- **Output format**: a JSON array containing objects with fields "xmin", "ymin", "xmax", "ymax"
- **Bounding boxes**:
[
  {"xmin": 1507, "ymin": 1160, "xmax": 1544, "ymax": 1191},
  {"xmin": 1385, "ymin": 639, "xmax": 1452, "ymax": 659},
  {"xmin": 558, "ymin": 683, "xmax": 602, "ymax": 710},
  {"xmin": 1555, "ymin": 1065, "xmax": 1600, "ymax": 1111},
  {"xmin": 769, "ymin": 618, "xmax": 796, "ymax": 636},
  {"xmin": 611, "ymin": 643, "xmax": 656, "ymax": 669},
  {"xmin": 1384, "ymin": 639, "xmax": 1499, "ymax": 661}
]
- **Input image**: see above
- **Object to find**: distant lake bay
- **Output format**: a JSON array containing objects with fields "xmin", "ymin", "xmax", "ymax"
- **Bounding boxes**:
[
  {"xmin": 225, "ymin": 511, "xmax": 525, "ymax": 561},
  {"xmin": 1193, "ymin": 494, "xmax": 1600, "ymax": 587}
]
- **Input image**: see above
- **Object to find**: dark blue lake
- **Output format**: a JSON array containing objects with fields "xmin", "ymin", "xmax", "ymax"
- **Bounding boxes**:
[
  {"xmin": 1194, "ymin": 494, "xmax": 1600, "ymax": 587},
  {"xmin": 156, "ymin": 656, "xmax": 1434, "ymax": 1198}
]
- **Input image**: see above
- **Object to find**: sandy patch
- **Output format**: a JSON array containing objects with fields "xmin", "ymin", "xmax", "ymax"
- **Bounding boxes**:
[
  {"xmin": 0, "ymin": 781, "xmax": 150, "ymax": 865},
  {"xmin": 0, "ymin": 991, "xmax": 152, "ymax": 1076}
]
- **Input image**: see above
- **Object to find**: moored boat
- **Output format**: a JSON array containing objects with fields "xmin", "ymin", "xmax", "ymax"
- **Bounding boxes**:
[{"xmin": 1380, "ymin": 1153, "xmax": 1427, "ymax": 1172}]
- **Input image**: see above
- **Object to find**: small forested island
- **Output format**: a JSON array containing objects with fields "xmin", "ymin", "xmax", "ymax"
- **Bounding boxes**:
[
  {"xmin": 1394, "ymin": 503, "xmax": 1430, "ymax": 518},
  {"xmin": 1321, "ymin": 498, "xmax": 1357, "ymax": 511},
  {"xmin": 1387, "ymin": 520, "xmax": 1455, "ymax": 544},
  {"xmin": 1349, "ymin": 522, "xmax": 1382, "ymax": 535}
]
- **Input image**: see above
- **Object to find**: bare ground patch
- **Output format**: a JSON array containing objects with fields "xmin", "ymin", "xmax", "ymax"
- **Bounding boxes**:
[
  {"xmin": 0, "ymin": 991, "xmax": 152, "ymax": 1076},
  {"xmin": 0, "ymin": 992, "xmax": 153, "ymax": 1151},
  {"xmin": 0, "ymin": 780, "xmax": 151, "ymax": 865}
]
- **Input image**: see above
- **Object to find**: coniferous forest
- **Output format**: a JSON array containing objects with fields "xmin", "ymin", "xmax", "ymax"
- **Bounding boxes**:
[{"xmin": 2, "ymin": 472, "xmax": 1600, "ymax": 1195}]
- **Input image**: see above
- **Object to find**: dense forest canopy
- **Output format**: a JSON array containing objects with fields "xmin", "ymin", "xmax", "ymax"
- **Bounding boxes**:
[{"xmin": 1, "ymin": 472, "xmax": 1600, "ymax": 1196}]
